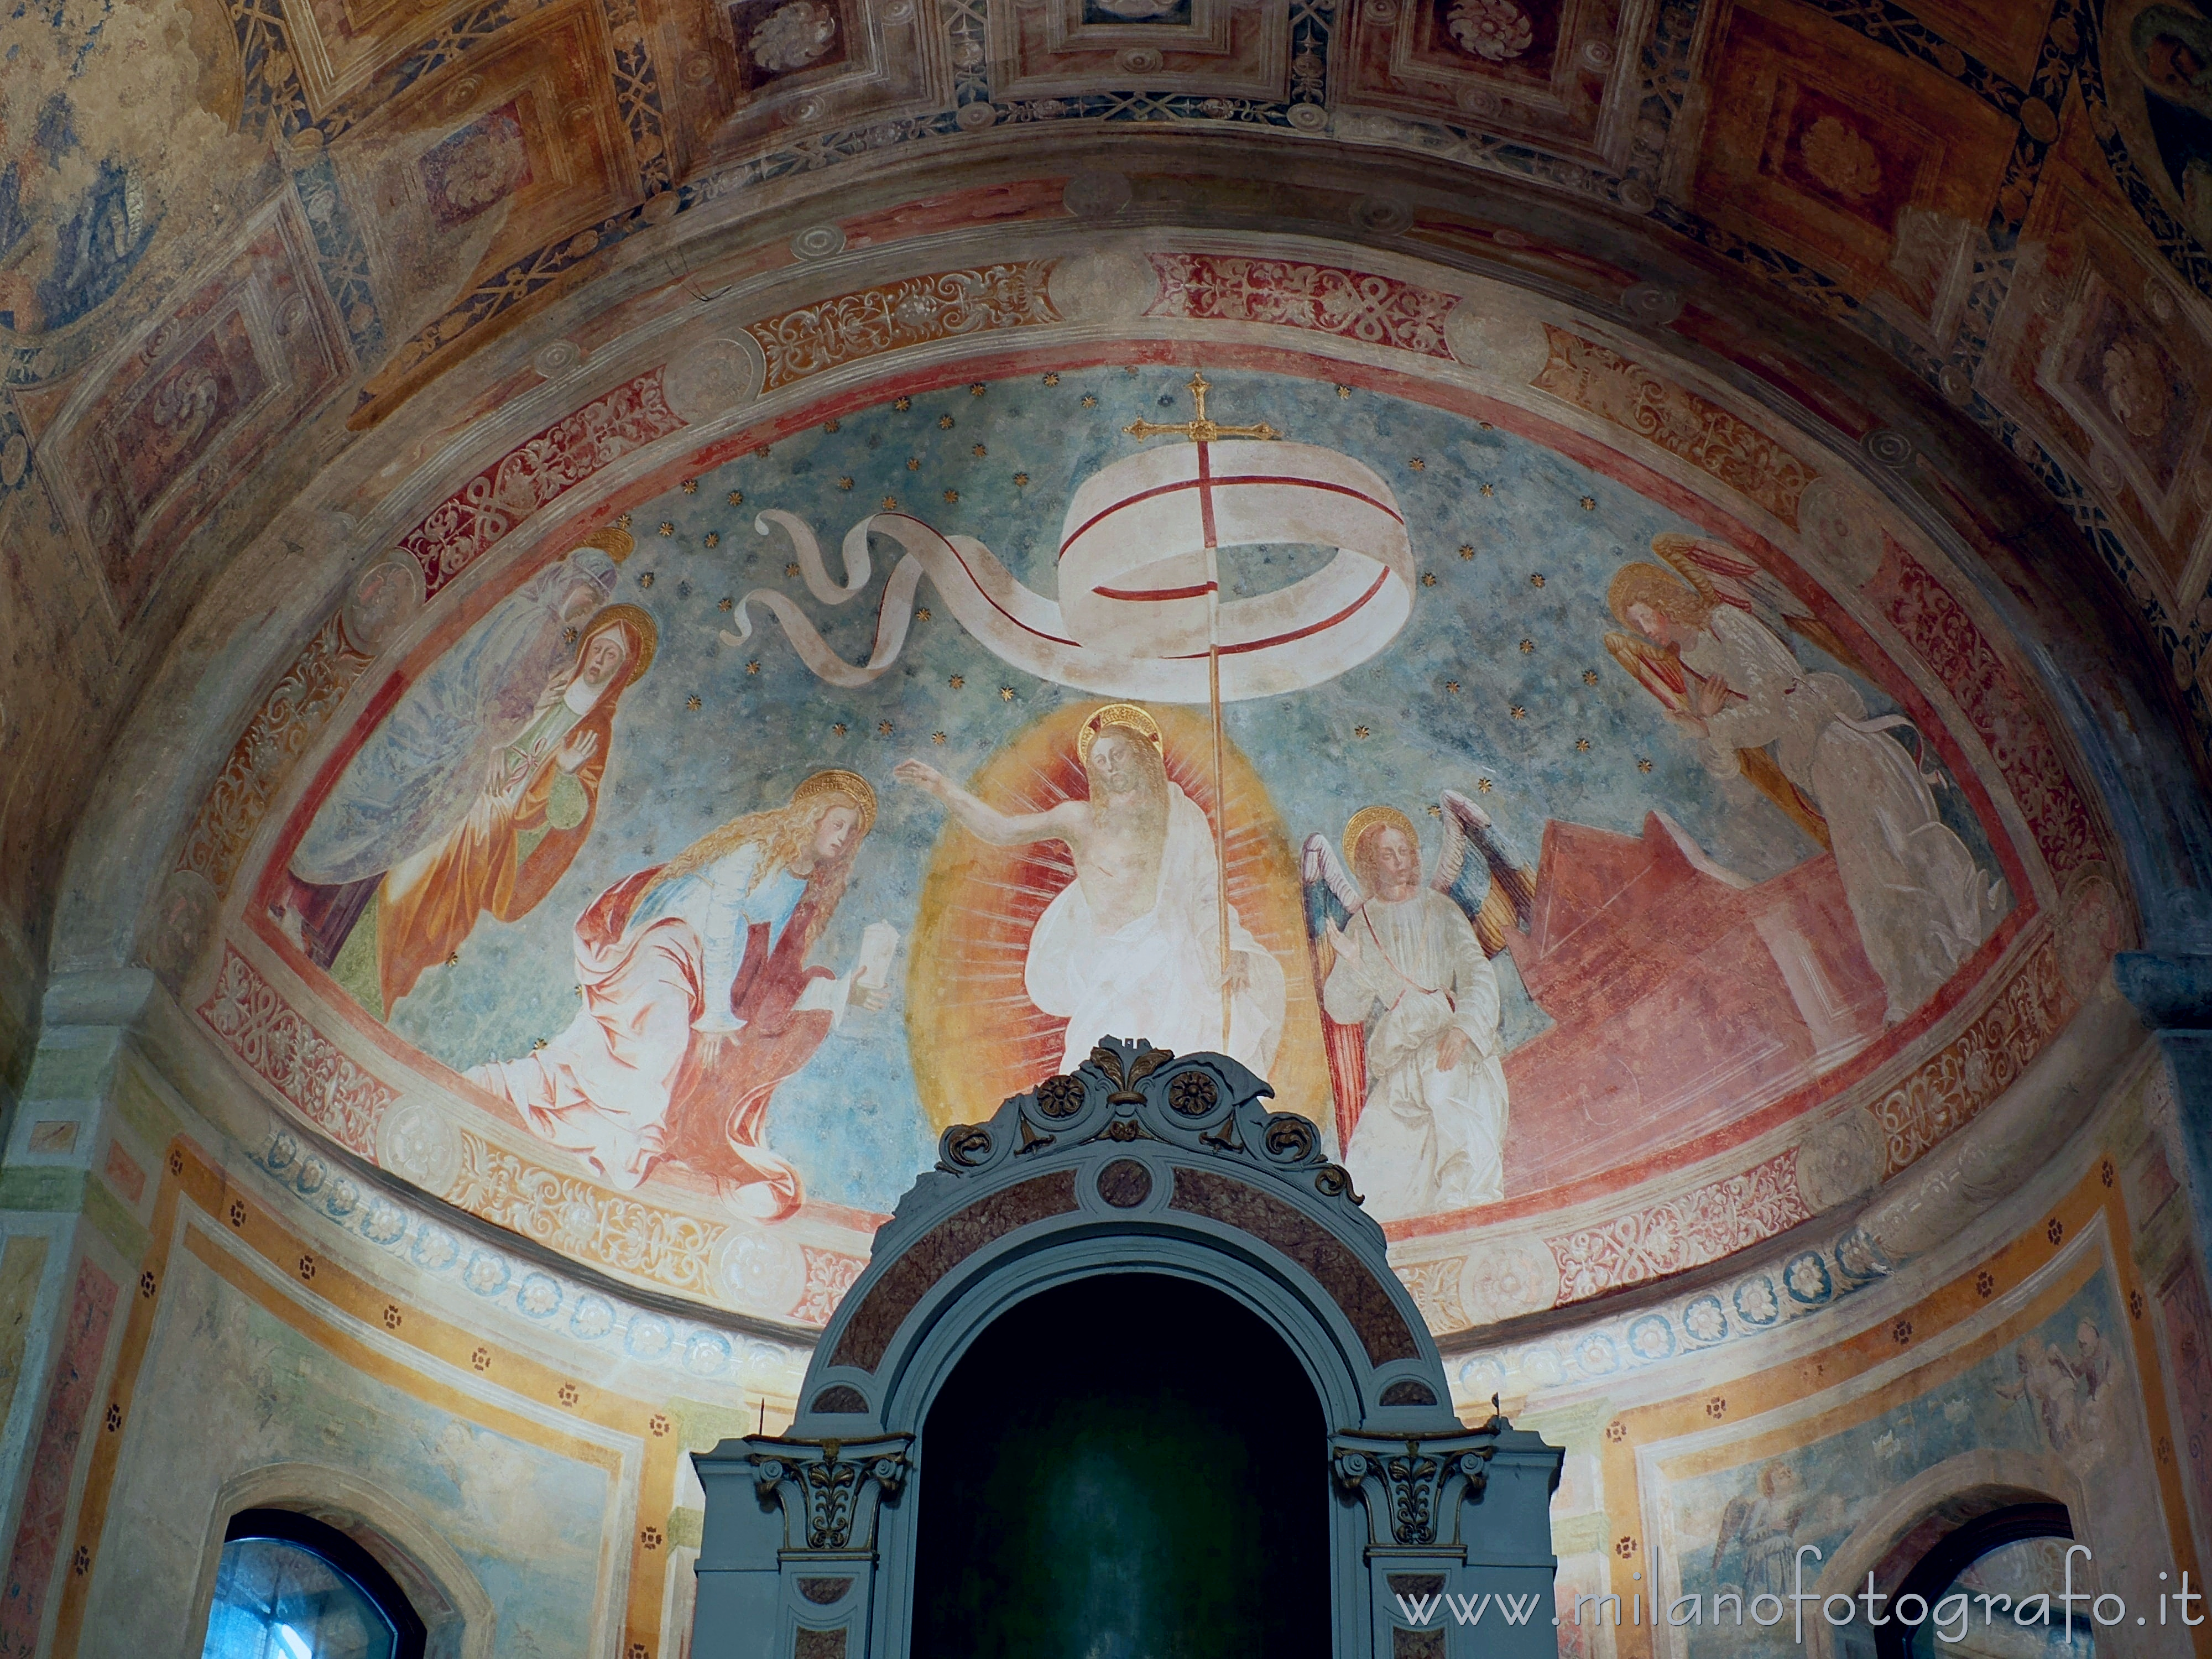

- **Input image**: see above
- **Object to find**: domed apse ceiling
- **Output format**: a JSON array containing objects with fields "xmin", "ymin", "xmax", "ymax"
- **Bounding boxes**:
[{"xmin": 179, "ymin": 292, "xmax": 2126, "ymax": 1333}]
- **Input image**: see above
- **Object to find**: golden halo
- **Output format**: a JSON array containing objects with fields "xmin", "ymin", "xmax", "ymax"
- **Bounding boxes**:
[
  {"xmin": 792, "ymin": 768, "xmax": 878, "ymax": 836},
  {"xmin": 1605, "ymin": 561, "xmax": 1704, "ymax": 628},
  {"xmin": 579, "ymin": 603, "xmax": 658, "ymax": 683},
  {"xmin": 1343, "ymin": 805, "xmax": 1417, "ymax": 865},
  {"xmin": 581, "ymin": 525, "xmax": 635, "ymax": 564},
  {"xmin": 1076, "ymin": 702, "xmax": 1165, "ymax": 766}
]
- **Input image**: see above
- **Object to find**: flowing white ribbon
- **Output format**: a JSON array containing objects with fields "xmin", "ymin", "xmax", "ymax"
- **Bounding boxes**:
[{"xmin": 721, "ymin": 441, "xmax": 1417, "ymax": 703}]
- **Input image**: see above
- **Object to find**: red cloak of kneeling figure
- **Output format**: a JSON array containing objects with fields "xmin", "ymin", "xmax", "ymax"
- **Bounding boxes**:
[{"xmin": 467, "ymin": 770, "xmax": 883, "ymax": 1220}]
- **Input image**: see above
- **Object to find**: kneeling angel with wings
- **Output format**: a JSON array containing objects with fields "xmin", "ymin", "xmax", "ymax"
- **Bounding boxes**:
[{"xmin": 1299, "ymin": 792, "xmax": 1535, "ymax": 1219}]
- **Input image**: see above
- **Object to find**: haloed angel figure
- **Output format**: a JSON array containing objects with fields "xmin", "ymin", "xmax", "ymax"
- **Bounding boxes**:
[
  {"xmin": 1606, "ymin": 533, "xmax": 2006, "ymax": 1024},
  {"xmin": 1301, "ymin": 794, "xmax": 1536, "ymax": 1220}
]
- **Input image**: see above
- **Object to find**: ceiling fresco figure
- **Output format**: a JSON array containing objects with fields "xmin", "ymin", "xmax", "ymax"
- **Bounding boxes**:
[
  {"xmin": 897, "ymin": 702, "xmax": 1286, "ymax": 1079},
  {"xmin": 2132, "ymin": 2, "xmax": 2212, "ymax": 238},
  {"xmin": 283, "ymin": 542, "xmax": 630, "ymax": 988},
  {"xmin": 369, "ymin": 603, "xmax": 654, "ymax": 1016},
  {"xmin": 1302, "ymin": 794, "xmax": 1531, "ymax": 1219},
  {"xmin": 466, "ymin": 770, "xmax": 889, "ymax": 1217},
  {"xmin": 1606, "ymin": 534, "xmax": 2007, "ymax": 1024}
]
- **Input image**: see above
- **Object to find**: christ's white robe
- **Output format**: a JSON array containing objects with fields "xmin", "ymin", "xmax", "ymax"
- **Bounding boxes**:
[
  {"xmin": 1324, "ymin": 889, "xmax": 1507, "ymax": 1219},
  {"xmin": 1025, "ymin": 784, "xmax": 1286, "ymax": 1077}
]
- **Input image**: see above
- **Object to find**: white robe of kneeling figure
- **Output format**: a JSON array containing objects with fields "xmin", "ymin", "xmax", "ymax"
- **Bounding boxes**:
[
  {"xmin": 1324, "ymin": 889, "xmax": 1507, "ymax": 1220},
  {"xmin": 1024, "ymin": 783, "xmax": 1286, "ymax": 1078},
  {"xmin": 1687, "ymin": 606, "xmax": 2004, "ymax": 1023}
]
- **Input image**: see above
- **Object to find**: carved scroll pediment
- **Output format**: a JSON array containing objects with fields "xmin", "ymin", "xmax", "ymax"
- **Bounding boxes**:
[{"xmin": 930, "ymin": 1035, "xmax": 1365, "ymax": 1214}]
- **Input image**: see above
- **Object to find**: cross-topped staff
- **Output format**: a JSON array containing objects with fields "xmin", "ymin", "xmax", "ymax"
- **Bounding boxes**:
[
  {"xmin": 1123, "ymin": 371, "xmax": 1284, "ymax": 445},
  {"xmin": 1123, "ymin": 371, "xmax": 1283, "ymax": 1053}
]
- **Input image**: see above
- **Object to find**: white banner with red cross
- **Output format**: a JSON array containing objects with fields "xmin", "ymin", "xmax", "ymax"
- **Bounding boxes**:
[{"xmin": 724, "ymin": 440, "xmax": 1416, "ymax": 702}]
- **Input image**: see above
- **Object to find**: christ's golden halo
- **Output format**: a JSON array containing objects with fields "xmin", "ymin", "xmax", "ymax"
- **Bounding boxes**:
[{"xmin": 1076, "ymin": 702, "xmax": 1165, "ymax": 766}]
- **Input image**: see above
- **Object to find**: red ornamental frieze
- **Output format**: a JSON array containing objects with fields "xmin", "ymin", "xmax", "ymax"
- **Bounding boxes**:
[
  {"xmin": 1874, "ymin": 932, "xmax": 2069, "ymax": 1176},
  {"xmin": 198, "ymin": 946, "xmax": 394, "ymax": 1157},
  {"xmin": 744, "ymin": 264, "xmax": 1061, "ymax": 392},
  {"xmin": 1146, "ymin": 254, "xmax": 1459, "ymax": 357},
  {"xmin": 1871, "ymin": 544, "xmax": 2101, "ymax": 879},
  {"xmin": 176, "ymin": 617, "xmax": 373, "ymax": 899},
  {"xmin": 1544, "ymin": 1149, "xmax": 1809, "ymax": 1303},
  {"xmin": 397, "ymin": 367, "xmax": 685, "ymax": 599},
  {"xmin": 798, "ymin": 1245, "xmax": 866, "ymax": 1327},
  {"xmin": 1532, "ymin": 327, "xmax": 1819, "ymax": 529}
]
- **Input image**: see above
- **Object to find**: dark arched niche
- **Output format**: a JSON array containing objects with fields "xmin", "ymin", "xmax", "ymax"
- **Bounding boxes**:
[
  {"xmin": 910, "ymin": 1274, "xmax": 1328, "ymax": 1659},
  {"xmin": 692, "ymin": 1039, "xmax": 1562, "ymax": 1659}
]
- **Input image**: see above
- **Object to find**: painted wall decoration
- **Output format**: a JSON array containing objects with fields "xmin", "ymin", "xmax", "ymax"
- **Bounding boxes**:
[
  {"xmin": 2110, "ymin": 0, "xmax": 2212, "ymax": 246},
  {"xmin": 1651, "ymin": 1256, "xmax": 2185, "ymax": 1658},
  {"xmin": 0, "ymin": 0, "xmax": 264, "ymax": 341},
  {"xmin": 728, "ymin": 0, "xmax": 849, "ymax": 90},
  {"xmin": 228, "ymin": 353, "xmax": 2055, "ymax": 1317}
]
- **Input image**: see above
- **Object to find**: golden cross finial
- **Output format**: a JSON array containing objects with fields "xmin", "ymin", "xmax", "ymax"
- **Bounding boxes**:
[{"xmin": 1124, "ymin": 371, "xmax": 1283, "ymax": 443}]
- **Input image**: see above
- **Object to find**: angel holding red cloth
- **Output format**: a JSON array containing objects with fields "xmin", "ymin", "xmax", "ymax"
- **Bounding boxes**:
[{"xmin": 1605, "ymin": 533, "xmax": 2004, "ymax": 1022}]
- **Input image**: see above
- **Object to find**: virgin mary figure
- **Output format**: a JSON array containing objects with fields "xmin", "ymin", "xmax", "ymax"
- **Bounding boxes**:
[
  {"xmin": 371, "ymin": 603, "xmax": 654, "ymax": 1013},
  {"xmin": 466, "ymin": 770, "xmax": 884, "ymax": 1217},
  {"xmin": 286, "ymin": 540, "xmax": 625, "ymax": 969}
]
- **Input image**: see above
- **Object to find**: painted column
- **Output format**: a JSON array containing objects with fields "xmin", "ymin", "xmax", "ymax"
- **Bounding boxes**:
[{"xmin": 0, "ymin": 968, "xmax": 162, "ymax": 1656}]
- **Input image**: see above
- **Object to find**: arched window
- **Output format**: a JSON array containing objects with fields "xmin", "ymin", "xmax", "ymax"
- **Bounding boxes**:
[
  {"xmin": 201, "ymin": 1509, "xmax": 427, "ymax": 1659},
  {"xmin": 1878, "ymin": 1503, "xmax": 2092, "ymax": 1659}
]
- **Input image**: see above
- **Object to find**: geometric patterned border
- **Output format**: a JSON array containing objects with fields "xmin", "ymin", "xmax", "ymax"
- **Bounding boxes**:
[
  {"xmin": 174, "ymin": 617, "xmax": 372, "ymax": 901},
  {"xmin": 1873, "ymin": 930, "xmax": 2069, "ymax": 1177},
  {"xmin": 1873, "ymin": 544, "xmax": 2103, "ymax": 879},
  {"xmin": 395, "ymin": 367, "xmax": 684, "ymax": 601},
  {"xmin": 1147, "ymin": 254, "xmax": 1458, "ymax": 358}
]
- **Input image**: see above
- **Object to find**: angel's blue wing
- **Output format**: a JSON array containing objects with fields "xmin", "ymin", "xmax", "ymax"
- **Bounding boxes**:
[
  {"xmin": 1431, "ymin": 802, "xmax": 1492, "ymax": 924},
  {"xmin": 1432, "ymin": 790, "xmax": 1537, "ymax": 957},
  {"xmin": 1300, "ymin": 833, "xmax": 1369, "ymax": 1156},
  {"xmin": 1301, "ymin": 833, "xmax": 1359, "ymax": 940}
]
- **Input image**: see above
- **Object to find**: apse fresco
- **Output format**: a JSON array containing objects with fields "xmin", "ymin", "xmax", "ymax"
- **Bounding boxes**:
[{"xmin": 249, "ymin": 359, "xmax": 2031, "ymax": 1247}]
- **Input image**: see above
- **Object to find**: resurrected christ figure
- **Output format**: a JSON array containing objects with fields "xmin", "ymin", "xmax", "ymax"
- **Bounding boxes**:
[{"xmin": 896, "ymin": 705, "xmax": 1285, "ymax": 1078}]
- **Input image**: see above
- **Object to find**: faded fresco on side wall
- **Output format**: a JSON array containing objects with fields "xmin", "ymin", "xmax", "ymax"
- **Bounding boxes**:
[
  {"xmin": 257, "ymin": 362, "xmax": 2023, "ymax": 1237},
  {"xmin": 85, "ymin": 1237, "xmax": 618, "ymax": 1658},
  {"xmin": 1656, "ymin": 1263, "xmax": 2182, "ymax": 1658}
]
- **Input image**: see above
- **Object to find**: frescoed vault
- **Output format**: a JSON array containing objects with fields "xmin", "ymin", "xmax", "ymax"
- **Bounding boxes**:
[{"xmin": 2, "ymin": 2, "xmax": 2212, "ymax": 1656}]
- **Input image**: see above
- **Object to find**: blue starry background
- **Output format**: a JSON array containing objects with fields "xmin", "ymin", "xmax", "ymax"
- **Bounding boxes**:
[{"xmin": 377, "ymin": 364, "xmax": 2010, "ymax": 1213}]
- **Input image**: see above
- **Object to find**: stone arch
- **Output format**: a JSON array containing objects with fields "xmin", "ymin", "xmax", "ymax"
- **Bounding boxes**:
[
  {"xmin": 694, "ymin": 1039, "xmax": 1564, "ymax": 1659},
  {"xmin": 1805, "ymin": 1447, "xmax": 2086, "ymax": 1659},
  {"xmin": 188, "ymin": 1462, "xmax": 496, "ymax": 1659}
]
